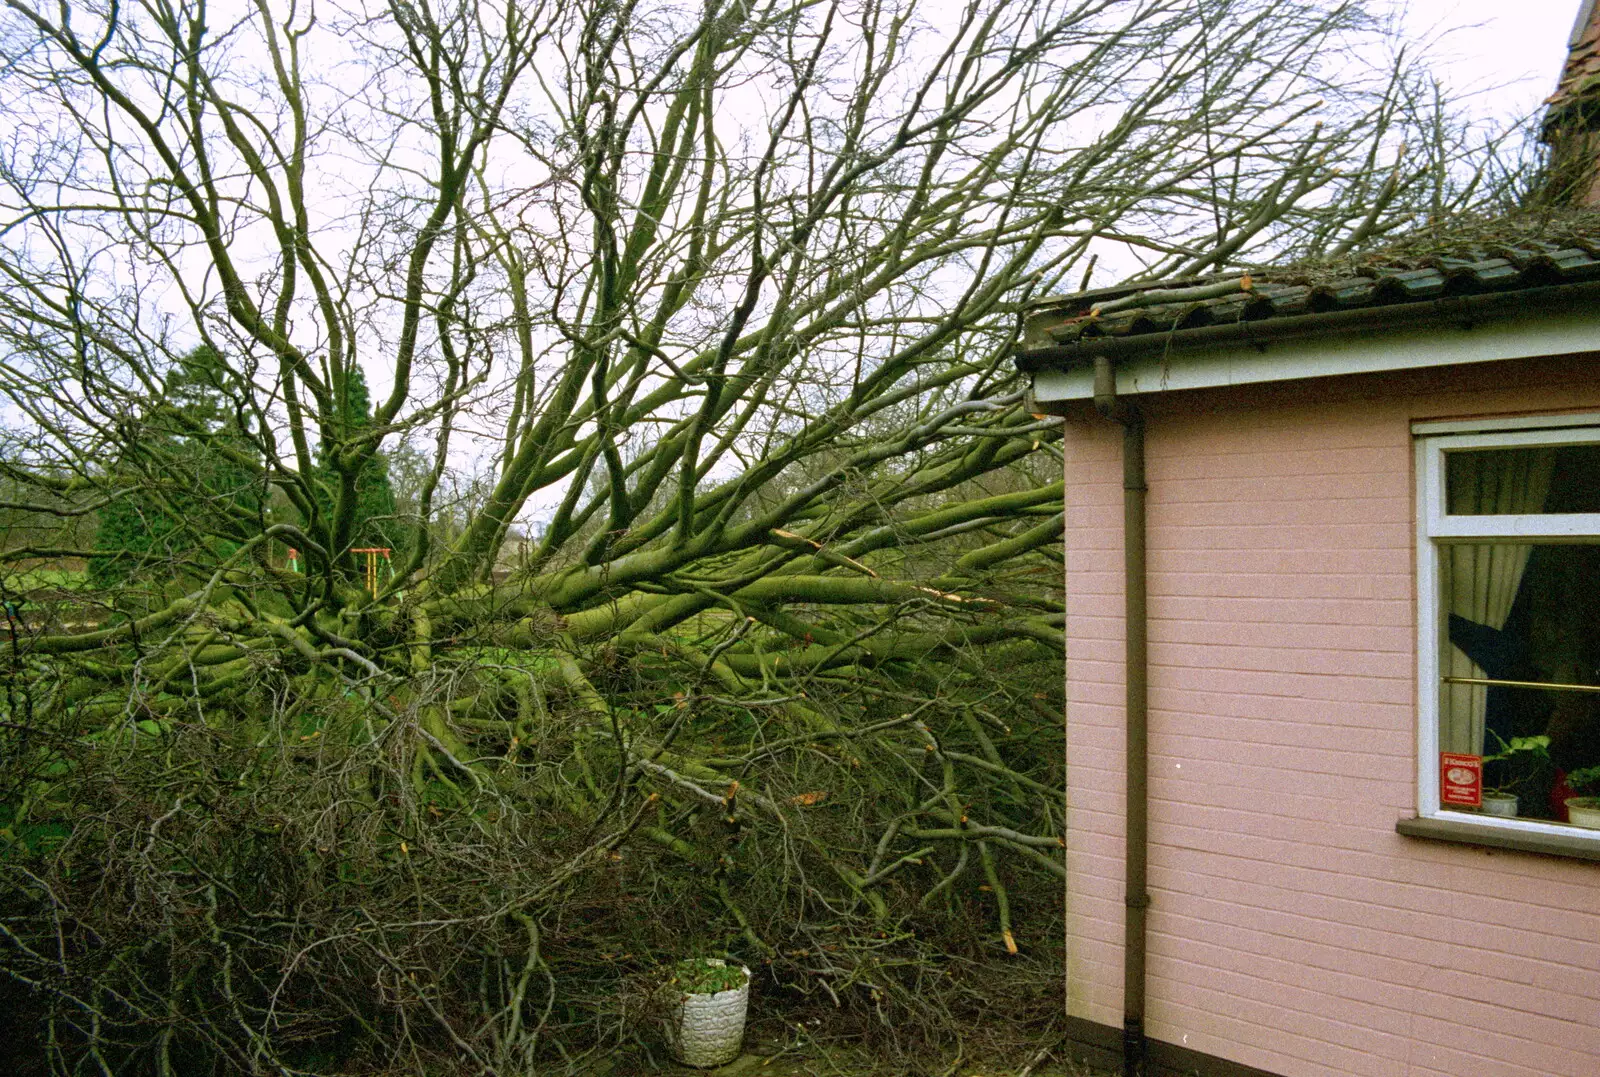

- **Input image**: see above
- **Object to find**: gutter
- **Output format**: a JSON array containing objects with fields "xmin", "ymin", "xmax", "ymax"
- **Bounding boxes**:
[
  {"xmin": 1017, "ymin": 278, "xmax": 1600, "ymax": 372},
  {"xmin": 1092, "ymin": 355, "xmax": 1150, "ymax": 1077}
]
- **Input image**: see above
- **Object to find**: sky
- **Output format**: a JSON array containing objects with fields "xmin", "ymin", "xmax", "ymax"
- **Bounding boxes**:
[
  {"xmin": 1395, "ymin": 1, "xmax": 1578, "ymax": 122},
  {"xmin": 0, "ymin": 0, "xmax": 1591, "ymax": 534}
]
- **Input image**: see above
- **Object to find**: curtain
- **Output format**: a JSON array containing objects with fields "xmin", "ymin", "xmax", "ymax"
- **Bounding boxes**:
[{"xmin": 1441, "ymin": 448, "xmax": 1556, "ymax": 755}]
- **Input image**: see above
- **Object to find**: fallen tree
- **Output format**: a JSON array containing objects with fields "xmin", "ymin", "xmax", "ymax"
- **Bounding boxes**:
[{"xmin": 0, "ymin": 0, "xmax": 1522, "ymax": 1072}]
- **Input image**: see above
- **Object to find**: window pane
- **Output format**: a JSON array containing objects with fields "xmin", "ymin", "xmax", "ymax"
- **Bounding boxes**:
[
  {"xmin": 1439, "ymin": 543, "xmax": 1600, "ymax": 821},
  {"xmin": 1446, "ymin": 445, "xmax": 1600, "ymax": 514}
]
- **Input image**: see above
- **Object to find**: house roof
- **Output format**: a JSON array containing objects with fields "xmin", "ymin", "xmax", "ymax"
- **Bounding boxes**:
[
  {"xmin": 1017, "ymin": 211, "xmax": 1600, "ymax": 371},
  {"xmin": 1547, "ymin": 0, "xmax": 1600, "ymax": 124}
]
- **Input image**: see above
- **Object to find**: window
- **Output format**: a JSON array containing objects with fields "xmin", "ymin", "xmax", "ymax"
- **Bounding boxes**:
[{"xmin": 1416, "ymin": 416, "xmax": 1600, "ymax": 845}]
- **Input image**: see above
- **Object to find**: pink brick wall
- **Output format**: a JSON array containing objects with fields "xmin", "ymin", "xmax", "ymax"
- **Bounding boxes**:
[{"xmin": 1063, "ymin": 356, "xmax": 1600, "ymax": 1077}]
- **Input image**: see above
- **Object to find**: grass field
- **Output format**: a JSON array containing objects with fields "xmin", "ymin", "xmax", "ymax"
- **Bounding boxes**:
[{"xmin": 2, "ymin": 565, "xmax": 88, "ymax": 592}]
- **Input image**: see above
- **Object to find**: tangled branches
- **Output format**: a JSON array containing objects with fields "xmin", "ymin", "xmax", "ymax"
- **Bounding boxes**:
[
  {"xmin": 0, "ymin": 0, "xmax": 1522, "ymax": 1071},
  {"xmin": 1, "ymin": 591, "xmax": 1066, "ymax": 1074}
]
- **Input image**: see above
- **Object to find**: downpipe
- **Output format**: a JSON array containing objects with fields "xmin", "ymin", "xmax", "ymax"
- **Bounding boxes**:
[{"xmin": 1093, "ymin": 356, "xmax": 1149, "ymax": 1077}]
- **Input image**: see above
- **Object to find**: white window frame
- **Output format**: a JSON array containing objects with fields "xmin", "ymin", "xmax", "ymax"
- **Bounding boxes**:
[{"xmin": 1415, "ymin": 414, "xmax": 1600, "ymax": 841}]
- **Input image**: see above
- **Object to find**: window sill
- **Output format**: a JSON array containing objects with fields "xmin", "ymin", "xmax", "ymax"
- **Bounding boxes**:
[{"xmin": 1397, "ymin": 815, "xmax": 1600, "ymax": 863}]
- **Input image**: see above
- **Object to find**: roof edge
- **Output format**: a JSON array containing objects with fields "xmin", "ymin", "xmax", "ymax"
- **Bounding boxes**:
[{"xmin": 1014, "ymin": 277, "xmax": 1600, "ymax": 373}]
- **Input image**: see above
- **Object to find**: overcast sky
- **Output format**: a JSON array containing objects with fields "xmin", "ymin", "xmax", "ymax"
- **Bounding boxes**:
[{"xmin": 1396, "ymin": 1, "xmax": 1578, "ymax": 121}]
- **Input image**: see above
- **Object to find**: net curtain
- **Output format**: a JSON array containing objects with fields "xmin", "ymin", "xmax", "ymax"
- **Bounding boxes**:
[{"xmin": 1440, "ymin": 449, "xmax": 1556, "ymax": 756}]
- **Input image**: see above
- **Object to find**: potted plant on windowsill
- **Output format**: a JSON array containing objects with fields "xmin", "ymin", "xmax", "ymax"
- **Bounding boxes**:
[
  {"xmin": 1562, "ymin": 764, "xmax": 1600, "ymax": 829},
  {"xmin": 660, "ymin": 957, "xmax": 751, "ymax": 1067},
  {"xmin": 1479, "ymin": 734, "xmax": 1550, "ymax": 818},
  {"xmin": 1480, "ymin": 789, "xmax": 1520, "ymax": 817}
]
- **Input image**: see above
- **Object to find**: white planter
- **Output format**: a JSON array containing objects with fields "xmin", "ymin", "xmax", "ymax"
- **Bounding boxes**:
[
  {"xmin": 1565, "ymin": 796, "xmax": 1600, "ymax": 829},
  {"xmin": 1481, "ymin": 792, "xmax": 1518, "ymax": 817},
  {"xmin": 666, "ymin": 961, "xmax": 750, "ymax": 1068}
]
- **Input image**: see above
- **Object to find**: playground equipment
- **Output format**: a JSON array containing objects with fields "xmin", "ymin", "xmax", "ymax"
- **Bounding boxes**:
[
  {"xmin": 350, "ymin": 548, "xmax": 392, "ymax": 596},
  {"xmin": 284, "ymin": 547, "xmax": 392, "ymax": 596}
]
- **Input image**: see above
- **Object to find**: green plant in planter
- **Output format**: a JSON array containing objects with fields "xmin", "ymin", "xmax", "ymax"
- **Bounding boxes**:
[
  {"xmin": 668, "ymin": 958, "xmax": 746, "ymax": 995},
  {"xmin": 1563, "ymin": 764, "xmax": 1600, "ymax": 828},
  {"xmin": 1566, "ymin": 763, "xmax": 1600, "ymax": 795},
  {"xmin": 1482, "ymin": 733, "xmax": 1551, "ymax": 803}
]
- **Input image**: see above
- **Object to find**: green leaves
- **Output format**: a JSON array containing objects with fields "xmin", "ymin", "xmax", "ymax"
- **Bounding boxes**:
[{"xmin": 667, "ymin": 957, "xmax": 748, "ymax": 995}]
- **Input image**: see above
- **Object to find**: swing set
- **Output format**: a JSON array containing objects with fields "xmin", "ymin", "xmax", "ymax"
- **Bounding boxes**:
[{"xmin": 285, "ymin": 547, "xmax": 393, "ymax": 596}]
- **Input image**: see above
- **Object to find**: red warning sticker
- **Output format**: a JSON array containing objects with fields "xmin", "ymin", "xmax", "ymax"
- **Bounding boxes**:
[{"xmin": 1440, "ymin": 753, "xmax": 1483, "ymax": 808}]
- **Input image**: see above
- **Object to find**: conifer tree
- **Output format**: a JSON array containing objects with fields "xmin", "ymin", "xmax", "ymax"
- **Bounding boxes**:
[
  {"xmin": 316, "ymin": 365, "xmax": 409, "ymax": 563},
  {"xmin": 89, "ymin": 346, "xmax": 260, "ymax": 588}
]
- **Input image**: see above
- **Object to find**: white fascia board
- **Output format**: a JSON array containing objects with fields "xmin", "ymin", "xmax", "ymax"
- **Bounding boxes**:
[{"xmin": 1029, "ymin": 304, "xmax": 1600, "ymax": 404}]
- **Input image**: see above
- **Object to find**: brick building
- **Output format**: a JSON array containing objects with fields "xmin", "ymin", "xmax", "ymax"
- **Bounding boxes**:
[{"xmin": 1019, "ymin": 218, "xmax": 1600, "ymax": 1075}]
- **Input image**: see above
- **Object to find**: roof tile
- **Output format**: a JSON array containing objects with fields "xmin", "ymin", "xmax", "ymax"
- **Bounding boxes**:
[
  {"xmin": 1022, "ymin": 211, "xmax": 1600, "ymax": 355},
  {"xmin": 1549, "ymin": 4, "xmax": 1600, "ymax": 115}
]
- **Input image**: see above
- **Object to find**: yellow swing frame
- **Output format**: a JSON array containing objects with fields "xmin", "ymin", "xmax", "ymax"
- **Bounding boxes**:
[
  {"xmin": 284, "ymin": 547, "xmax": 393, "ymax": 597},
  {"xmin": 349, "ymin": 547, "xmax": 393, "ymax": 596}
]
